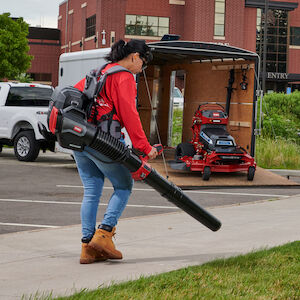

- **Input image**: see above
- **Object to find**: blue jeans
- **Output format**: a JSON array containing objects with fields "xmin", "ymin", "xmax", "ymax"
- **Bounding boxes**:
[{"xmin": 73, "ymin": 145, "xmax": 133, "ymax": 240}]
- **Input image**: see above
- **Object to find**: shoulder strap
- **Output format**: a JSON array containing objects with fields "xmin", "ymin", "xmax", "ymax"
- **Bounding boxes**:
[
  {"xmin": 84, "ymin": 64, "xmax": 131, "ymax": 100},
  {"xmin": 94, "ymin": 65, "xmax": 131, "ymax": 97},
  {"xmin": 83, "ymin": 63, "xmax": 108, "ymax": 99},
  {"xmin": 84, "ymin": 64, "xmax": 131, "ymax": 126}
]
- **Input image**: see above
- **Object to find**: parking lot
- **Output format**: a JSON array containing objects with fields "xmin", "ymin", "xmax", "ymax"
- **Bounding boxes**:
[{"xmin": 0, "ymin": 147, "xmax": 299, "ymax": 235}]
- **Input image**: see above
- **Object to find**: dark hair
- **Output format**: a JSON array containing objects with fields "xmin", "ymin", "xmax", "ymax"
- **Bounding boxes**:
[{"xmin": 106, "ymin": 39, "xmax": 153, "ymax": 64}]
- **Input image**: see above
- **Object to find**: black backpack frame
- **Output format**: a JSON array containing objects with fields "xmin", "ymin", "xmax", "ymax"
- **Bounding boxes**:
[{"xmin": 48, "ymin": 64, "xmax": 130, "ymax": 135}]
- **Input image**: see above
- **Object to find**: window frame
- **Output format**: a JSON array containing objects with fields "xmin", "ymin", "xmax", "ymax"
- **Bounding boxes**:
[
  {"xmin": 86, "ymin": 14, "xmax": 96, "ymax": 38},
  {"xmin": 125, "ymin": 15, "xmax": 169, "ymax": 37},
  {"xmin": 256, "ymin": 8, "xmax": 288, "ymax": 73},
  {"xmin": 290, "ymin": 27, "xmax": 300, "ymax": 46},
  {"xmin": 214, "ymin": 0, "xmax": 226, "ymax": 37}
]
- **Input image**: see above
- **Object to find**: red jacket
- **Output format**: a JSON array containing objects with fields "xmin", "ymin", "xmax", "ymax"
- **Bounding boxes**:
[{"xmin": 74, "ymin": 63, "xmax": 152, "ymax": 155}]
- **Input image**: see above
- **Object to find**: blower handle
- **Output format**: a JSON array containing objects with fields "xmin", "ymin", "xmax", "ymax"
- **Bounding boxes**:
[
  {"xmin": 144, "ymin": 144, "xmax": 163, "ymax": 161},
  {"xmin": 131, "ymin": 144, "xmax": 163, "ymax": 181}
]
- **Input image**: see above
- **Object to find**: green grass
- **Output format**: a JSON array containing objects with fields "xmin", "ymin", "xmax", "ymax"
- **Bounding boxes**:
[
  {"xmin": 256, "ymin": 137, "xmax": 300, "ymax": 169},
  {"xmin": 41, "ymin": 242, "xmax": 300, "ymax": 300},
  {"xmin": 172, "ymin": 108, "xmax": 183, "ymax": 146}
]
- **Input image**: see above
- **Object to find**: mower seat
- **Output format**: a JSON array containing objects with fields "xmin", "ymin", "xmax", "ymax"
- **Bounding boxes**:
[{"xmin": 199, "ymin": 125, "xmax": 236, "ymax": 152}]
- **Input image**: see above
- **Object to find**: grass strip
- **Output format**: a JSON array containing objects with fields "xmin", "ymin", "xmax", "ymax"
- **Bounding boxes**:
[
  {"xmin": 256, "ymin": 137, "xmax": 300, "ymax": 169},
  {"xmin": 48, "ymin": 241, "xmax": 300, "ymax": 300}
]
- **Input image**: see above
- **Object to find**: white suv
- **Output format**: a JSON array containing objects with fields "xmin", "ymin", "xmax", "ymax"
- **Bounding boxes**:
[{"xmin": 0, "ymin": 82, "xmax": 54, "ymax": 161}]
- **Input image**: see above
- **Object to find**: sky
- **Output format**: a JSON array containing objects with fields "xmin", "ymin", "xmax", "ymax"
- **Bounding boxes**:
[{"xmin": 0, "ymin": 0, "xmax": 63, "ymax": 28}]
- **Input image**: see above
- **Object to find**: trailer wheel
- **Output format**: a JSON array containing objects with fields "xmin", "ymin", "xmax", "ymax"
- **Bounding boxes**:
[
  {"xmin": 14, "ymin": 131, "xmax": 40, "ymax": 162},
  {"xmin": 247, "ymin": 166, "xmax": 255, "ymax": 181},
  {"xmin": 202, "ymin": 166, "xmax": 211, "ymax": 181},
  {"xmin": 175, "ymin": 142, "xmax": 196, "ymax": 158}
]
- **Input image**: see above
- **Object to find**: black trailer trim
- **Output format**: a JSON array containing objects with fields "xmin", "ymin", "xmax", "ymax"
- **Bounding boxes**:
[{"xmin": 148, "ymin": 41, "xmax": 259, "ymax": 64}]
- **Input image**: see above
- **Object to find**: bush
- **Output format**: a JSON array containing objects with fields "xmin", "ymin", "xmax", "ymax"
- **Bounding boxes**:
[{"xmin": 258, "ymin": 91, "xmax": 300, "ymax": 143}]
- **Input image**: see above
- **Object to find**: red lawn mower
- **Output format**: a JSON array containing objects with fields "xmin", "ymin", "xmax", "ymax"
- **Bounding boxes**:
[{"xmin": 169, "ymin": 103, "xmax": 256, "ymax": 181}]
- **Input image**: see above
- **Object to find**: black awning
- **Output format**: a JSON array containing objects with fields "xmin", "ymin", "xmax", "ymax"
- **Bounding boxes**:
[
  {"xmin": 147, "ymin": 41, "xmax": 259, "ymax": 65},
  {"xmin": 245, "ymin": 0, "xmax": 298, "ymax": 11}
]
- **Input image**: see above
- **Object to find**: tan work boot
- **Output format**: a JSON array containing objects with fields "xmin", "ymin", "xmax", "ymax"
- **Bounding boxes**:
[
  {"xmin": 80, "ymin": 243, "xmax": 108, "ymax": 264},
  {"xmin": 89, "ymin": 227, "xmax": 123, "ymax": 259}
]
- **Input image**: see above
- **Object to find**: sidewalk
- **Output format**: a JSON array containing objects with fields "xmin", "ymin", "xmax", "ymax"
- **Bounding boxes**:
[{"xmin": 0, "ymin": 195, "xmax": 299, "ymax": 299}]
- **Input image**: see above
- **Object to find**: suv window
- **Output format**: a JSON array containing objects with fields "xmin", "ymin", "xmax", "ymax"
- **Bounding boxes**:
[{"xmin": 5, "ymin": 87, "xmax": 52, "ymax": 107}]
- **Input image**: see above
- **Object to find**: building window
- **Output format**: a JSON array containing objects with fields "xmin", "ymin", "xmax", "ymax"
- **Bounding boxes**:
[
  {"xmin": 86, "ymin": 15, "xmax": 96, "ymax": 38},
  {"xmin": 125, "ymin": 15, "xmax": 169, "ymax": 37},
  {"xmin": 290, "ymin": 27, "xmax": 300, "ymax": 46},
  {"xmin": 256, "ymin": 9, "xmax": 288, "ymax": 73},
  {"xmin": 28, "ymin": 73, "xmax": 52, "ymax": 82},
  {"xmin": 214, "ymin": 0, "xmax": 225, "ymax": 36}
]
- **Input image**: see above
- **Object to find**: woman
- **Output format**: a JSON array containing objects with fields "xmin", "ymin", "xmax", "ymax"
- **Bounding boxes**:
[{"xmin": 73, "ymin": 39, "xmax": 158, "ymax": 264}]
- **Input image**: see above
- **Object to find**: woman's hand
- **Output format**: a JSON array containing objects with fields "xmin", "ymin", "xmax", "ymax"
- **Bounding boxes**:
[{"xmin": 147, "ymin": 146, "xmax": 158, "ymax": 160}]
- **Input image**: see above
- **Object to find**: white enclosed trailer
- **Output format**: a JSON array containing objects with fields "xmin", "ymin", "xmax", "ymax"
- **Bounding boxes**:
[
  {"xmin": 58, "ymin": 48, "xmax": 110, "ymax": 88},
  {"xmin": 58, "ymin": 48, "xmax": 132, "ymax": 147}
]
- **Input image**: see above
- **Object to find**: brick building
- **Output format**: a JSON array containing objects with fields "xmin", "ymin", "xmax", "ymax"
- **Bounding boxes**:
[
  {"xmin": 54, "ymin": 0, "xmax": 300, "ymax": 91},
  {"xmin": 27, "ymin": 27, "xmax": 60, "ymax": 86}
]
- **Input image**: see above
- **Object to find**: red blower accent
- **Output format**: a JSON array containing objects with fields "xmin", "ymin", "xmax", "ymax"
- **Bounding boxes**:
[
  {"xmin": 131, "ymin": 160, "xmax": 152, "ymax": 180},
  {"xmin": 49, "ymin": 106, "xmax": 59, "ymax": 134},
  {"xmin": 131, "ymin": 144, "xmax": 163, "ymax": 181}
]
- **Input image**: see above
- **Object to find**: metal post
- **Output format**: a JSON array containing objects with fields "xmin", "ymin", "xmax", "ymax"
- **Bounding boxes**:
[
  {"xmin": 168, "ymin": 71, "xmax": 176, "ymax": 147},
  {"xmin": 65, "ymin": 0, "xmax": 68, "ymax": 53},
  {"xmin": 262, "ymin": 0, "xmax": 269, "ymax": 94}
]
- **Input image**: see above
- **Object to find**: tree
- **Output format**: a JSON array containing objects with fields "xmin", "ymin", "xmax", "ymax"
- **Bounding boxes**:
[{"xmin": 0, "ymin": 13, "xmax": 32, "ymax": 80}]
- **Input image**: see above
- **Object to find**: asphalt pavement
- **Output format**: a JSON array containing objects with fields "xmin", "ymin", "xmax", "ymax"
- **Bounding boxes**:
[
  {"xmin": 0, "ymin": 194, "xmax": 299, "ymax": 299},
  {"xmin": 1, "ymin": 147, "xmax": 299, "ymax": 235},
  {"xmin": 0, "ymin": 148, "xmax": 299, "ymax": 299}
]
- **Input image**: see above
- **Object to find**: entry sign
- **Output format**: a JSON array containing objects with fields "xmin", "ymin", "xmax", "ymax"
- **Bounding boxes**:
[{"xmin": 286, "ymin": 87, "xmax": 292, "ymax": 94}]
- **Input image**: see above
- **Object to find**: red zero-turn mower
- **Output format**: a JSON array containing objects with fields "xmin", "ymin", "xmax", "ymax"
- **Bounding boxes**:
[{"xmin": 169, "ymin": 103, "xmax": 256, "ymax": 181}]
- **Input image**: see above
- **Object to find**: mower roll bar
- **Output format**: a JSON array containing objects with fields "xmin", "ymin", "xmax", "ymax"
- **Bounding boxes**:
[{"xmin": 197, "ymin": 102, "xmax": 225, "ymax": 111}]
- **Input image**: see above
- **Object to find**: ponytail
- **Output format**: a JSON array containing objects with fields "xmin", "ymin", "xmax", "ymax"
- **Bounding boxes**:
[{"xmin": 106, "ymin": 39, "xmax": 153, "ymax": 64}]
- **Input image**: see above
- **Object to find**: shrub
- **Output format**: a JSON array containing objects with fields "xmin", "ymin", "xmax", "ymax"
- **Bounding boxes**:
[{"xmin": 258, "ymin": 91, "xmax": 300, "ymax": 143}]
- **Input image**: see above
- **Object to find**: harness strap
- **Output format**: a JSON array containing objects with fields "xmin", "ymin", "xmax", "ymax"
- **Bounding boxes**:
[{"xmin": 84, "ymin": 64, "xmax": 131, "ymax": 134}]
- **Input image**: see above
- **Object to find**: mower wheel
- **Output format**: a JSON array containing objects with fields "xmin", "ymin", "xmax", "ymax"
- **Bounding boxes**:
[
  {"xmin": 202, "ymin": 166, "xmax": 211, "ymax": 181},
  {"xmin": 175, "ymin": 142, "xmax": 196, "ymax": 158},
  {"xmin": 247, "ymin": 166, "xmax": 255, "ymax": 181}
]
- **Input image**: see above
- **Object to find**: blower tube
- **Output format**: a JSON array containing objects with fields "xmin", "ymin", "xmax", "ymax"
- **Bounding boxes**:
[{"xmin": 55, "ymin": 107, "xmax": 222, "ymax": 232}]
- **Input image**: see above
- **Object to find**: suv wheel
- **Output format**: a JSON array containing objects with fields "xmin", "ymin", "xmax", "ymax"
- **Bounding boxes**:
[{"xmin": 14, "ymin": 131, "xmax": 40, "ymax": 162}]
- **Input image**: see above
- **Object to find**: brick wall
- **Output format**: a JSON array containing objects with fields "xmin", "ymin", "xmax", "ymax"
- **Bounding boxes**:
[
  {"xmin": 56, "ymin": 0, "xmax": 300, "ymax": 81},
  {"xmin": 28, "ymin": 41, "xmax": 60, "ymax": 86},
  {"xmin": 243, "ymin": 7, "xmax": 257, "ymax": 52},
  {"xmin": 225, "ymin": 0, "xmax": 245, "ymax": 47},
  {"xmin": 184, "ymin": 0, "xmax": 214, "ymax": 41}
]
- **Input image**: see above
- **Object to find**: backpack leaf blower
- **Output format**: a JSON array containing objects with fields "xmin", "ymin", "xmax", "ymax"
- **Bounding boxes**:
[{"xmin": 47, "ymin": 103, "xmax": 221, "ymax": 232}]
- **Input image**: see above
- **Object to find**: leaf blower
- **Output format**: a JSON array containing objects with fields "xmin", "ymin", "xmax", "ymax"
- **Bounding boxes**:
[{"xmin": 47, "ymin": 101, "xmax": 221, "ymax": 232}]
